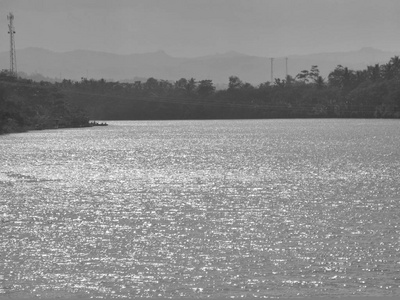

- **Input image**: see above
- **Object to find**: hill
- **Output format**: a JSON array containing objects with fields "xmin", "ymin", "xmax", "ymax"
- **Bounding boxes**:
[{"xmin": 0, "ymin": 47, "xmax": 398, "ymax": 85}]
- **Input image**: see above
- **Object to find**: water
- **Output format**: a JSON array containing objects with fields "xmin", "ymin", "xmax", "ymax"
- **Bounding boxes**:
[{"xmin": 1, "ymin": 119, "xmax": 400, "ymax": 299}]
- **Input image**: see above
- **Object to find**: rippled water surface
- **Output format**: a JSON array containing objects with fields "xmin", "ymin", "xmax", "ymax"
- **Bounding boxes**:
[{"xmin": 1, "ymin": 119, "xmax": 400, "ymax": 299}]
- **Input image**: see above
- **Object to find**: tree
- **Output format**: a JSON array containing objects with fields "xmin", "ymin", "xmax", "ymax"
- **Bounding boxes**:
[
  {"xmin": 285, "ymin": 75, "xmax": 295, "ymax": 85},
  {"xmin": 295, "ymin": 65, "xmax": 320, "ymax": 83},
  {"xmin": 133, "ymin": 81, "xmax": 142, "ymax": 91},
  {"xmin": 186, "ymin": 78, "xmax": 197, "ymax": 94},
  {"xmin": 228, "ymin": 76, "xmax": 243, "ymax": 90},
  {"xmin": 274, "ymin": 78, "xmax": 285, "ymax": 87},
  {"xmin": 296, "ymin": 69, "xmax": 310, "ymax": 83},
  {"xmin": 309, "ymin": 65, "xmax": 320, "ymax": 83},
  {"xmin": 175, "ymin": 78, "xmax": 188, "ymax": 90},
  {"xmin": 366, "ymin": 64, "xmax": 381, "ymax": 82},
  {"xmin": 315, "ymin": 76, "xmax": 325, "ymax": 89},
  {"xmin": 197, "ymin": 80, "xmax": 215, "ymax": 98},
  {"xmin": 328, "ymin": 65, "xmax": 355, "ymax": 90},
  {"xmin": 381, "ymin": 56, "xmax": 400, "ymax": 80},
  {"xmin": 144, "ymin": 77, "xmax": 159, "ymax": 90}
]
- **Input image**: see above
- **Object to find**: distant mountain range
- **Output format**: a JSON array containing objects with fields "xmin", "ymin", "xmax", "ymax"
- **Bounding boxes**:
[{"xmin": 0, "ymin": 47, "xmax": 398, "ymax": 85}]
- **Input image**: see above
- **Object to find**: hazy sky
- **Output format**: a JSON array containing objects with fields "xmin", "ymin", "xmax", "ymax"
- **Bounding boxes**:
[{"xmin": 1, "ymin": 0, "xmax": 400, "ymax": 57}]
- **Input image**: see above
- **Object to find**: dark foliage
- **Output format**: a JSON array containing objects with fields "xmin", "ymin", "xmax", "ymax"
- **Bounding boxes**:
[
  {"xmin": 61, "ymin": 57, "xmax": 400, "ymax": 120},
  {"xmin": 0, "ymin": 70, "xmax": 89, "ymax": 134},
  {"xmin": 2, "ymin": 56, "xmax": 400, "ymax": 133}
]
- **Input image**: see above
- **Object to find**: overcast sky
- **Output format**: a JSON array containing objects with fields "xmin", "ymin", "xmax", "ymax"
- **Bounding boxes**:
[{"xmin": 1, "ymin": 0, "xmax": 400, "ymax": 57}]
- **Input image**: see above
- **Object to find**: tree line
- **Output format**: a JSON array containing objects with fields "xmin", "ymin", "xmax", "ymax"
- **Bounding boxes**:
[
  {"xmin": 1, "ymin": 56, "xmax": 400, "ymax": 134},
  {"xmin": 60, "ymin": 56, "xmax": 400, "ymax": 120}
]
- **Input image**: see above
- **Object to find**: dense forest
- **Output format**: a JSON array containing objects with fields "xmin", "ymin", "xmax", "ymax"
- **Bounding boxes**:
[
  {"xmin": 1, "ymin": 56, "xmax": 400, "ymax": 134},
  {"xmin": 0, "ymin": 71, "xmax": 89, "ymax": 134},
  {"xmin": 61, "ymin": 56, "xmax": 400, "ymax": 120}
]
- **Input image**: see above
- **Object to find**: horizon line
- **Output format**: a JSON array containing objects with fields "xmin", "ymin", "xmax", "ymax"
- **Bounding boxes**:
[{"xmin": 2, "ymin": 46, "xmax": 399, "ymax": 59}]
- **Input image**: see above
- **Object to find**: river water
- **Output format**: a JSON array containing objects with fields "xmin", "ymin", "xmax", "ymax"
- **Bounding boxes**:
[{"xmin": 1, "ymin": 119, "xmax": 400, "ymax": 299}]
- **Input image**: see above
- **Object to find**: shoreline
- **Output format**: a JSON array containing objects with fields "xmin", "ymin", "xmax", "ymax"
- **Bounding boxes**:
[
  {"xmin": 0, "ymin": 123, "xmax": 96, "ymax": 136},
  {"xmin": 1, "ymin": 296, "xmax": 399, "ymax": 300}
]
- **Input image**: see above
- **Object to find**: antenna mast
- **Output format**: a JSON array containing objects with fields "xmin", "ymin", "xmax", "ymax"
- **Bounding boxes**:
[
  {"xmin": 7, "ymin": 12, "xmax": 17, "ymax": 77},
  {"xmin": 270, "ymin": 58, "xmax": 274, "ymax": 83},
  {"xmin": 285, "ymin": 57, "xmax": 288, "ymax": 78}
]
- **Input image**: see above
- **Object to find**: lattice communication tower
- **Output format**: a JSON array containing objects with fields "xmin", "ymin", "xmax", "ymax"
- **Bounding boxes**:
[{"xmin": 7, "ymin": 12, "xmax": 17, "ymax": 76}]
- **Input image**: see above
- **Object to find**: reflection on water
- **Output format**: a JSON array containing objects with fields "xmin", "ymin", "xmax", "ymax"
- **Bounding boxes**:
[{"xmin": 1, "ymin": 119, "xmax": 400, "ymax": 298}]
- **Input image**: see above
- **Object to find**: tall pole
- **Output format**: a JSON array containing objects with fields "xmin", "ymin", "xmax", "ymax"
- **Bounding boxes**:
[
  {"xmin": 285, "ymin": 57, "xmax": 288, "ymax": 78},
  {"xmin": 270, "ymin": 58, "xmax": 274, "ymax": 83},
  {"xmin": 7, "ymin": 12, "xmax": 17, "ymax": 77}
]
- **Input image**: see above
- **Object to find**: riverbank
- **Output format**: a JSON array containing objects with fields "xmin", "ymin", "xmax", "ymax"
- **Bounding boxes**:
[
  {"xmin": 0, "ymin": 121, "xmax": 108, "ymax": 135},
  {"xmin": 0, "ymin": 295, "xmax": 398, "ymax": 300},
  {"xmin": 0, "ymin": 73, "xmax": 90, "ymax": 135},
  {"xmin": 0, "ymin": 122, "xmax": 93, "ymax": 135}
]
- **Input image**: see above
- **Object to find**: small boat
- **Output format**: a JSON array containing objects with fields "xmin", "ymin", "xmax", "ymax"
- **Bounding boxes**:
[{"xmin": 89, "ymin": 121, "xmax": 108, "ymax": 126}]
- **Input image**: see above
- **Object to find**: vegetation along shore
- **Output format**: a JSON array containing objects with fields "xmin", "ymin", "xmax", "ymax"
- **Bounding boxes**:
[
  {"xmin": 0, "ymin": 70, "xmax": 89, "ymax": 134},
  {"xmin": 2, "ymin": 56, "xmax": 400, "ymax": 134}
]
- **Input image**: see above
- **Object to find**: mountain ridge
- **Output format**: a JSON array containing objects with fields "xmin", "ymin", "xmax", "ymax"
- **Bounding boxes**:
[{"xmin": 1, "ymin": 47, "xmax": 398, "ymax": 85}]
